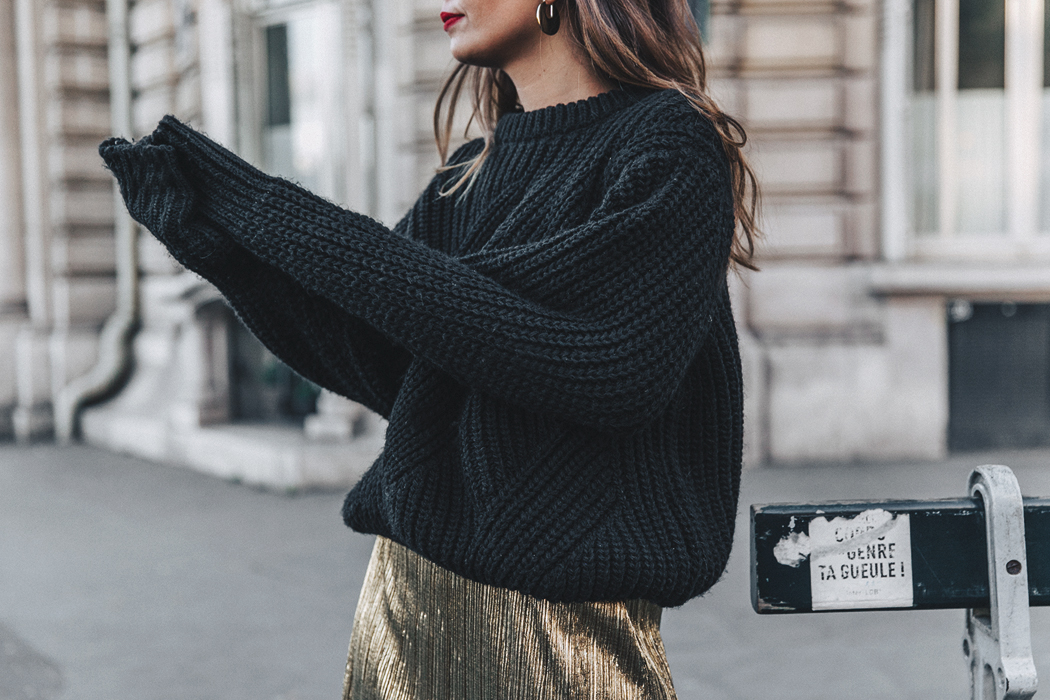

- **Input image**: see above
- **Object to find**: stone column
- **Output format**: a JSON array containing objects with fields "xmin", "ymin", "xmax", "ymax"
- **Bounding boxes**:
[
  {"xmin": 12, "ymin": 0, "xmax": 52, "ymax": 440},
  {"xmin": 0, "ymin": 0, "xmax": 27, "ymax": 438},
  {"xmin": 0, "ymin": 0, "xmax": 25, "ymax": 313}
]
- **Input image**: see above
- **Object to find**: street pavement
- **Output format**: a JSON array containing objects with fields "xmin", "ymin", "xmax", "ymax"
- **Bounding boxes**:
[{"xmin": 4, "ymin": 444, "xmax": 1050, "ymax": 700}]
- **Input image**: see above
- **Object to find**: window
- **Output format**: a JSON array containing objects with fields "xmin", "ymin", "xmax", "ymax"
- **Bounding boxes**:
[
  {"xmin": 688, "ymin": 0, "xmax": 710, "ymax": 42},
  {"xmin": 227, "ymin": 0, "xmax": 347, "ymax": 424},
  {"xmin": 257, "ymin": 1, "xmax": 344, "ymax": 200},
  {"xmin": 903, "ymin": 0, "xmax": 1048, "ymax": 256}
]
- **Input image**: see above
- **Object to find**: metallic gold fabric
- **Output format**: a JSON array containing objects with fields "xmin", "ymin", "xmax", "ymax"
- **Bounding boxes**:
[{"xmin": 343, "ymin": 537, "xmax": 678, "ymax": 700}]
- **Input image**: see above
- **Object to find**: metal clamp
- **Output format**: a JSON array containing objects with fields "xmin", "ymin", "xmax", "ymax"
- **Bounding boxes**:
[{"xmin": 964, "ymin": 465, "xmax": 1038, "ymax": 700}]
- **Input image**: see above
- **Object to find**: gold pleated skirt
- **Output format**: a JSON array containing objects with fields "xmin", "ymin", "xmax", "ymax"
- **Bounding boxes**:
[{"xmin": 343, "ymin": 537, "xmax": 678, "ymax": 700}]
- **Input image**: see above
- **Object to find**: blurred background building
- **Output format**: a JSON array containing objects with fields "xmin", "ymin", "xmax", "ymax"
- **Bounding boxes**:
[{"xmin": 0, "ymin": 0, "xmax": 1045, "ymax": 485}]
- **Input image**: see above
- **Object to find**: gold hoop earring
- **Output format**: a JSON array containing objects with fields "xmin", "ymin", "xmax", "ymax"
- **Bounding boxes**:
[{"xmin": 536, "ymin": 1, "xmax": 560, "ymax": 35}]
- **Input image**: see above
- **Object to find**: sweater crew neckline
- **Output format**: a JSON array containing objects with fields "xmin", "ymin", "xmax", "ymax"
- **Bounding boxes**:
[{"xmin": 495, "ymin": 87, "xmax": 656, "ymax": 143}]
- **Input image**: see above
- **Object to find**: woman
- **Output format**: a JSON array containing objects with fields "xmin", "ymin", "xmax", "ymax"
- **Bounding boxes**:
[{"xmin": 100, "ymin": 0, "xmax": 758, "ymax": 696}]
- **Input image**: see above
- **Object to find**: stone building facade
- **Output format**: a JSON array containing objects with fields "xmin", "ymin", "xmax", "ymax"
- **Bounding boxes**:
[
  {"xmin": 1, "ymin": 0, "xmax": 1046, "ymax": 484},
  {"xmin": 710, "ymin": 0, "xmax": 946, "ymax": 463}
]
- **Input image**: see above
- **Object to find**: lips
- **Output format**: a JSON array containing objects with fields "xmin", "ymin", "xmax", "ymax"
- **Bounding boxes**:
[{"xmin": 440, "ymin": 12, "xmax": 464, "ymax": 30}]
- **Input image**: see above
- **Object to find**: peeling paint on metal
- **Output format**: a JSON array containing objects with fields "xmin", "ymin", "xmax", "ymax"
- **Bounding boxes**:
[
  {"xmin": 756, "ymin": 599, "xmax": 798, "ymax": 613},
  {"xmin": 773, "ymin": 531, "xmax": 811, "ymax": 568}
]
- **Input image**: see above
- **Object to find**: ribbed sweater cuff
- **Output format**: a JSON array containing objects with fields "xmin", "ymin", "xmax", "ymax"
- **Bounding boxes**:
[
  {"xmin": 99, "ymin": 134, "xmax": 239, "ymax": 275},
  {"xmin": 150, "ymin": 115, "xmax": 273, "ymax": 233}
]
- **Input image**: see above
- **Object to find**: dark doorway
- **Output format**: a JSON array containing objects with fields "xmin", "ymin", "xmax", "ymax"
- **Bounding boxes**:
[
  {"xmin": 229, "ymin": 319, "xmax": 320, "ymax": 424},
  {"xmin": 948, "ymin": 301, "xmax": 1050, "ymax": 450}
]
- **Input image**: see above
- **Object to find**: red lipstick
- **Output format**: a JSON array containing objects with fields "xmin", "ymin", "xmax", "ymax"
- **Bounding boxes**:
[{"xmin": 441, "ymin": 12, "xmax": 464, "ymax": 30}]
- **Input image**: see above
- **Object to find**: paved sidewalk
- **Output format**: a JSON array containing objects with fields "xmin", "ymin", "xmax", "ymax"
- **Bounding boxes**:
[{"xmin": 3, "ymin": 444, "xmax": 1050, "ymax": 699}]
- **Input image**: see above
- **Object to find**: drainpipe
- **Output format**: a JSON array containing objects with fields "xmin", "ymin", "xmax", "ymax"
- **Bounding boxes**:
[{"xmin": 55, "ymin": 0, "xmax": 138, "ymax": 443}]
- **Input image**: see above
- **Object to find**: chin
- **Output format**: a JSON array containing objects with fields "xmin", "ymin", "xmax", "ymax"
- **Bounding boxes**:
[
  {"xmin": 449, "ymin": 28, "xmax": 523, "ymax": 69},
  {"xmin": 450, "ymin": 43, "xmax": 503, "ymax": 69}
]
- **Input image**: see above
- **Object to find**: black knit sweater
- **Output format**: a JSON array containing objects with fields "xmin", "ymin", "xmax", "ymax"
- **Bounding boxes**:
[{"xmin": 99, "ymin": 88, "xmax": 743, "ymax": 607}]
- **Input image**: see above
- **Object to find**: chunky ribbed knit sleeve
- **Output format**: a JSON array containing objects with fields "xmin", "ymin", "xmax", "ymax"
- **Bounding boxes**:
[
  {"xmin": 98, "ymin": 133, "xmax": 457, "ymax": 418},
  {"xmin": 133, "ymin": 115, "xmax": 731, "ymax": 429},
  {"xmin": 184, "ymin": 147, "xmax": 479, "ymax": 417}
]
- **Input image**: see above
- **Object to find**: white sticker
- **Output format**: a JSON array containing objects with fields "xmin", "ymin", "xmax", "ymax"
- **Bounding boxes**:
[{"xmin": 808, "ymin": 509, "xmax": 913, "ymax": 611}]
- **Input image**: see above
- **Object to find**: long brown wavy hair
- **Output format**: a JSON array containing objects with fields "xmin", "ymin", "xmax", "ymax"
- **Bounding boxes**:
[{"xmin": 433, "ymin": 0, "xmax": 760, "ymax": 270}]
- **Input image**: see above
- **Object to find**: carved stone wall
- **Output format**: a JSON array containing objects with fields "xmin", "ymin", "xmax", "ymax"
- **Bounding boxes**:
[{"xmin": 78, "ymin": 0, "xmax": 397, "ymax": 487}]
